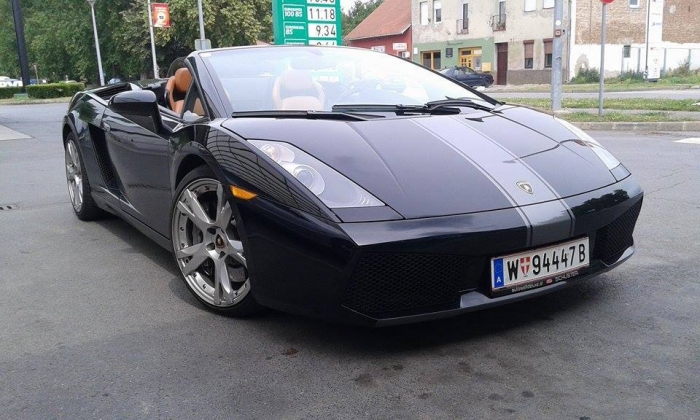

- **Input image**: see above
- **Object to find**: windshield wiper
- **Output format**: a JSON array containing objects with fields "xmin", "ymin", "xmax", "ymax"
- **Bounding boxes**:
[
  {"xmin": 230, "ymin": 110, "xmax": 378, "ymax": 121},
  {"xmin": 331, "ymin": 103, "xmax": 462, "ymax": 116},
  {"xmin": 427, "ymin": 98, "xmax": 503, "ymax": 113}
]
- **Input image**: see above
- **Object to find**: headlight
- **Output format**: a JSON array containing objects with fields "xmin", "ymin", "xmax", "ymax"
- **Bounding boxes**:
[
  {"xmin": 250, "ymin": 140, "xmax": 384, "ymax": 209},
  {"xmin": 555, "ymin": 117, "xmax": 621, "ymax": 170}
]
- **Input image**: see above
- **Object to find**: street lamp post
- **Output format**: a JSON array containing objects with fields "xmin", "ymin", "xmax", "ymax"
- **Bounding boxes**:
[
  {"xmin": 87, "ymin": 0, "xmax": 105, "ymax": 86},
  {"xmin": 147, "ymin": 0, "xmax": 159, "ymax": 78}
]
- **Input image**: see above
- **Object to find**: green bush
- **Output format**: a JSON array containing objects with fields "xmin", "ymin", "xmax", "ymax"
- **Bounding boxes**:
[
  {"xmin": 613, "ymin": 70, "xmax": 645, "ymax": 83},
  {"xmin": 26, "ymin": 82, "xmax": 85, "ymax": 99},
  {"xmin": 571, "ymin": 67, "xmax": 600, "ymax": 84},
  {"xmin": 666, "ymin": 59, "xmax": 693, "ymax": 78},
  {"xmin": 0, "ymin": 86, "xmax": 23, "ymax": 99}
]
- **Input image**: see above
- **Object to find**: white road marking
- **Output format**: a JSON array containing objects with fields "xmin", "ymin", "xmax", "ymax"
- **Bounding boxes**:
[
  {"xmin": 0, "ymin": 124, "xmax": 32, "ymax": 141},
  {"xmin": 674, "ymin": 138, "xmax": 700, "ymax": 144}
]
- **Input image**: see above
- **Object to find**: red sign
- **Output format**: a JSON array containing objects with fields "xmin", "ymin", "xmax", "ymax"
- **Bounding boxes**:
[
  {"xmin": 152, "ymin": 3, "xmax": 171, "ymax": 28},
  {"xmin": 600, "ymin": 0, "xmax": 615, "ymax": 4}
]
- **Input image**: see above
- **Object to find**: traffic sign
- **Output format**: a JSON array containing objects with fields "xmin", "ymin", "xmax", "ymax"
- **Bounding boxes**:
[
  {"xmin": 600, "ymin": 0, "xmax": 614, "ymax": 4},
  {"xmin": 272, "ymin": 0, "xmax": 343, "ymax": 46}
]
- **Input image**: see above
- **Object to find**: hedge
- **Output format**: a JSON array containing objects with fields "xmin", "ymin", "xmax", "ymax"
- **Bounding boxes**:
[
  {"xmin": 0, "ymin": 86, "xmax": 23, "ymax": 99},
  {"xmin": 26, "ymin": 82, "xmax": 86, "ymax": 99}
]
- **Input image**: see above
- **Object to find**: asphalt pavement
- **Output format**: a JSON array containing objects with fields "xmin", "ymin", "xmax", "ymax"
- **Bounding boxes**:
[{"xmin": 1, "ymin": 103, "xmax": 698, "ymax": 419}]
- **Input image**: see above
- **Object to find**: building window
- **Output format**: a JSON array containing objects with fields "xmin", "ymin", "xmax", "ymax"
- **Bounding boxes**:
[
  {"xmin": 623, "ymin": 45, "xmax": 631, "ymax": 58},
  {"xmin": 544, "ymin": 39, "xmax": 553, "ymax": 68},
  {"xmin": 422, "ymin": 51, "xmax": 442, "ymax": 70},
  {"xmin": 543, "ymin": 0, "xmax": 554, "ymax": 9},
  {"xmin": 524, "ymin": 40, "xmax": 534, "ymax": 69},
  {"xmin": 525, "ymin": 0, "xmax": 536, "ymax": 12},
  {"xmin": 434, "ymin": 1, "xmax": 442, "ymax": 23},
  {"xmin": 492, "ymin": 0, "xmax": 506, "ymax": 31},
  {"xmin": 629, "ymin": 0, "xmax": 640, "ymax": 8},
  {"xmin": 420, "ymin": 2, "xmax": 428, "ymax": 25},
  {"xmin": 459, "ymin": 2, "xmax": 469, "ymax": 32}
]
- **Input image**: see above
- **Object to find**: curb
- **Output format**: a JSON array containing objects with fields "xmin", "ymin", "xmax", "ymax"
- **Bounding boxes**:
[{"xmin": 572, "ymin": 121, "xmax": 700, "ymax": 131}]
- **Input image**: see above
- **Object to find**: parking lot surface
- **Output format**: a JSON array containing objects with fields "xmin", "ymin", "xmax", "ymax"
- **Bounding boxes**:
[{"xmin": 0, "ymin": 103, "xmax": 698, "ymax": 419}]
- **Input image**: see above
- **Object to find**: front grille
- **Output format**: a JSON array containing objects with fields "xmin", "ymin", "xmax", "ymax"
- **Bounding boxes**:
[
  {"xmin": 594, "ymin": 198, "xmax": 643, "ymax": 264},
  {"xmin": 343, "ymin": 253, "xmax": 481, "ymax": 316}
]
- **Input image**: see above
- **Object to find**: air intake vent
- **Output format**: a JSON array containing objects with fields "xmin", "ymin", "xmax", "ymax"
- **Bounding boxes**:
[
  {"xmin": 0, "ymin": 204, "xmax": 19, "ymax": 211},
  {"xmin": 343, "ymin": 253, "xmax": 482, "ymax": 316},
  {"xmin": 594, "ymin": 199, "xmax": 643, "ymax": 265}
]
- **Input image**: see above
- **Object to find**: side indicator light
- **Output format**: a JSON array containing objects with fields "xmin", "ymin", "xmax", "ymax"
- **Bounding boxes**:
[{"xmin": 230, "ymin": 186, "xmax": 257, "ymax": 200}]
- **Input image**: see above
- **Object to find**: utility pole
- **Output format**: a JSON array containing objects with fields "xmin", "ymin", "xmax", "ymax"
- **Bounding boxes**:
[
  {"xmin": 10, "ymin": 0, "xmax": 31, "ymax": 93},
  {"xmin": 87, "ymin": 0, "xmax": 105, "ymax": 86},
  {"xmin": 551, "ymin": 0, "xmax": 564, "ymax": 111},
  {"xmin": 599, "ymin": 1, "xmax": 613, "ymax": 116},
  {"xmin": 644, "ymin": 0, "xmax": 650, "ymax": 80},
  {"xmin": 194, "ymin": 0, "xmax": 211, "ymax": 50},
  {"xmin": 197, "ymin": 0, "xmax": 206, "ymax": 40},
  {"xmin": 147, "ymin": 0, "xmax": 159, "ymax": 78}
]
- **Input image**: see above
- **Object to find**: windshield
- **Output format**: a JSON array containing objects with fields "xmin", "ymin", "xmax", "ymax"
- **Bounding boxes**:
[{"xmin": 199, "ymin": 46, "xmax": 486, "ymax": 113}]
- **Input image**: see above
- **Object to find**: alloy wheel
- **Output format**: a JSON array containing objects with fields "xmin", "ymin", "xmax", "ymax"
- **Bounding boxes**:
[
  {"xmin": 65, "ymin": 140, "xmax": 83, "ymax": 212},
  {"xmin": 172, "ymin": 179, "xmax": 250, "ymax": 307}
]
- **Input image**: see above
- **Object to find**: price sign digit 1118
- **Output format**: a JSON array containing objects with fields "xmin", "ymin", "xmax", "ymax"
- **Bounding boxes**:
[{"xmin": 307, "ymin": 6, "xmax": 336, "ymax": 22}]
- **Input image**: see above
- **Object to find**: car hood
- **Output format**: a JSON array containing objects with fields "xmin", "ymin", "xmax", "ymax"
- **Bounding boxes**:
[{"xmin": 221, "ymin": 106, "xmax": 617, "ymax": 219}]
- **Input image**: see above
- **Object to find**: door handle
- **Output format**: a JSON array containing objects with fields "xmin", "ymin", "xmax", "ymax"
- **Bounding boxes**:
[{"xmin": 103, "ymin": 122, "xmax": 111, "ymax": 132}]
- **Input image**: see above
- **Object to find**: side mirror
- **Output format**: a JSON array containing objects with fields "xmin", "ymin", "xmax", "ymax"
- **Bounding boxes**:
[{"xmin": 108, "ymin": 90, "xmax": 162, "ymax": 132}]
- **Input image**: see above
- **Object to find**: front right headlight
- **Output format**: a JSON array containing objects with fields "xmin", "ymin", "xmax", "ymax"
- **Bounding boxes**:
[{"xmin": 250, "ymin": 140, "xmax": 384, "ymax": 209}]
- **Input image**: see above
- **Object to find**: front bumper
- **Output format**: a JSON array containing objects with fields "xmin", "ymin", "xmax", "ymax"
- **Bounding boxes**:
[{"xmin": 239, "ymin": 175, "xmax": 643, "ymax": 327}]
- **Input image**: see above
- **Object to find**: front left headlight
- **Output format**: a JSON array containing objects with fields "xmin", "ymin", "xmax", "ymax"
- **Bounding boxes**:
[
  {"xmin": 555, "ymin": 117, "xmax": 621, "ymax": 170},
  {"xmin": 250, "ymin": 140, "xmax": 384, "ymax": 209}
]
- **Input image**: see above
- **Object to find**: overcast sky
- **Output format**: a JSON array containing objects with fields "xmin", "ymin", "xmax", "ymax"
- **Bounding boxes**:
[{"xmin": 340, "ymin": 0, "xmax": 368, "ymax": 13}]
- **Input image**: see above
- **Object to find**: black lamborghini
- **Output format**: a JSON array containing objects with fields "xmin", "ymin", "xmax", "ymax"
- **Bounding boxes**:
[{"xmin": 62, "ymin": 46, "xmax": 643, "ymax": 326}]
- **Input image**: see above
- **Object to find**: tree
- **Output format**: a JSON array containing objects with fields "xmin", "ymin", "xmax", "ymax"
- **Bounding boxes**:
[
  {"xmin": 116, "ymin": 0, "xmax": 273, "ymax": 78},
  {"xmin": 342, "ymin": 0, "xmax": 383, "ymax": 38},
  {"xmin": 0, "ymin": 2, "xmax": 20, "ymax": 76},
  {"xmin": 0, "ymin": 0, "xmax": 273, "ymax": 83}
]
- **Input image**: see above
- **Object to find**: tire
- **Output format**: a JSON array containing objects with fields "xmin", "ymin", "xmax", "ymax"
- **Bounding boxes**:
[
  {"xmin": 64, "ymin": 132, "xmax": 104, "ymax": 220},
  {"xmin": 171, "ymin": 166, "xmax": 262, "ymax": 316}
]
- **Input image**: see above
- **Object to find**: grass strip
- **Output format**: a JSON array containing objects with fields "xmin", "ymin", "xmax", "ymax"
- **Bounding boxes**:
[
  {"xmin": 558, "ymin": 112, "xmax": 680, "ymax": 123},
  {"xmin": 501, "ymin": 98, "xmax": 700, "ymax": 112}
]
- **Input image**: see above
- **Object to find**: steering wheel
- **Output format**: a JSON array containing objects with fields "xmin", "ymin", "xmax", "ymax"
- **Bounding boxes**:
[{"xmin": 334, "ymin": 81, "xmax": 381, "ymax": 104}]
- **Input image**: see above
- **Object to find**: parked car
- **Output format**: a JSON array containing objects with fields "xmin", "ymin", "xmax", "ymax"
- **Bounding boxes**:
[
  {"xmin": 62, "ymin": 46, "xmax": 642, "ymax": 326},
  {"xmin": 0, "ymin": 77, "xmax": 22, "ymax": 88},
  {"xmin": 440, "ymin": 66, "xmax": 494, "ymax": 88}
]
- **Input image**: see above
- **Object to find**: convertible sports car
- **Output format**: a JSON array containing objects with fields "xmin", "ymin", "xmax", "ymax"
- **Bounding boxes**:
[{"xmin": 62, "ymin": 46, "xmax": 643, "ymax": 326}]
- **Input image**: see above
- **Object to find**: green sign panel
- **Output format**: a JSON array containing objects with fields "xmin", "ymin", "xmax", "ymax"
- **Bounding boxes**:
[{"xmin": 272, "ymin": 0, "xmax": 342, "ymax": 46}]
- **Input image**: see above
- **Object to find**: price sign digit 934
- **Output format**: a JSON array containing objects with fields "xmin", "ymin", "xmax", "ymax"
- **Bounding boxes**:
[{"xmin": 273, "ymin": 0, "xmax": 342, "ymax": 46}]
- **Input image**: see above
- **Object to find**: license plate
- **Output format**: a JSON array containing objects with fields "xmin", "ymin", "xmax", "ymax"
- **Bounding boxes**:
[{"xmin": 491, "ymin": 237, "xmax": 589, "ymax": 293}]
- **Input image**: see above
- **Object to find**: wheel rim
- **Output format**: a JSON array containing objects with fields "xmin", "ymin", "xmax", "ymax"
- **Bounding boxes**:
[
  {"xmin": 65, "ymin": 140, "xmax": 83, "ymax": 212},
  {"xmin": 172, "ymin": 178, "xmax": 250, "ymax": 307}
]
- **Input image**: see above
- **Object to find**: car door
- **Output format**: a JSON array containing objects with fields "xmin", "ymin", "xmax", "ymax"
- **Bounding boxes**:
[
  {"xmin": 460, "ymin": 67, "xmax": 481, "ymax": 86},
  {"xmin": 101, "ymin": 96, "xmax": 179, "ymax": 237}
]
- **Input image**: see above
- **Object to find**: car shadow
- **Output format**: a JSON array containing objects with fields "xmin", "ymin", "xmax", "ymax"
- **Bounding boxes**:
[
  {"xmin": 243, "ymin": 280, "xmax": 608, "ymax": 357},
  {"xmin": 95, "ymin": 216, "xmax": 177, "ymax": 275},
  {"xmin": 93, "ymin": 212, "xmax": 610, "ymax": 354}
]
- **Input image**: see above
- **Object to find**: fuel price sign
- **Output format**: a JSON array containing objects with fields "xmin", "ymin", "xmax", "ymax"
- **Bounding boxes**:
[{"xmin": 273, "ymin": 0, "xmax": 342, "ymax": 46}]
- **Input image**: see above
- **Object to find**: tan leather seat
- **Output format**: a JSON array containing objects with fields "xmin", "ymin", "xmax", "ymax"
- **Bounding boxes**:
[
  {"xmin": 271, "ymin": 70, "xmax": 325, "ymax": 111},
  {"xmin": 165, "ymin": 68, "xmax": 192, "ymax": 114}
]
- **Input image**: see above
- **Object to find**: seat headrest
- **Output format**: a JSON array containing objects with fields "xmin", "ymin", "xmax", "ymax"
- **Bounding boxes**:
[
  {"xmin": 279, "ymin": 70, "xmax": 314, "ymax": 92},
  {"xmin": 174, "ymin": 68, "xmax": 192, "ymax": 92}
]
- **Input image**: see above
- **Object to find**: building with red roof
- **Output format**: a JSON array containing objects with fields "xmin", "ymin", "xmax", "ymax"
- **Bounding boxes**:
[{"xmin": 344, "ymin": 0, "xmax": 412, "ymax": 59}]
